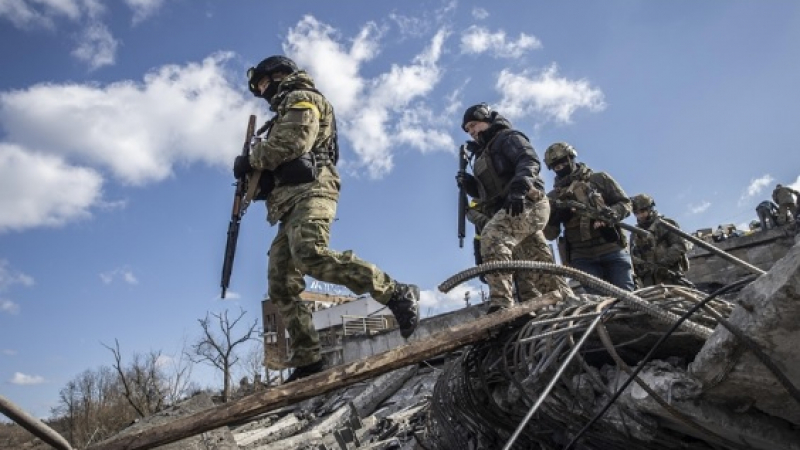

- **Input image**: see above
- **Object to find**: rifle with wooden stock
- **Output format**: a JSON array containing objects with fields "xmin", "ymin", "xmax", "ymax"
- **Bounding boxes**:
[{"xmin": 220, "ymin": 115, "xmax": 257, "ymax": 299}]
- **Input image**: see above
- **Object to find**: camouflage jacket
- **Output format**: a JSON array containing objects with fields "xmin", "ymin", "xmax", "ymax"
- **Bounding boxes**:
[
  {"xmin": 630, "ymin": 215, "xmax": 690, "ymax": 281},
  {"xmin": 772, "ymin": 186, "xmax": 799, "ymax": 206},
  {"xmin": 250, "ymin": 71, "xmax": 340, "ymax": 225},
  {"xmin": 544, "ymin": 163, "xmax": 632, "ymax": 260}
]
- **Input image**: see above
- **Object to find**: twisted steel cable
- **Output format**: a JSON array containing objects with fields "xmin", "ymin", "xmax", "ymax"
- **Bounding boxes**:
[{"xmin": 425, "ymin": 264, "xmax": 739, "ymax": 450}]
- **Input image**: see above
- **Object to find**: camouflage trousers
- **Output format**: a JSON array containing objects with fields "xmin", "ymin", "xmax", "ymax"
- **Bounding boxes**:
[
  {"xmin": 481, "ymin": 198, "xmax": 572, "ymax": 308},
  {"xmin": 777, "ymin": 203, "xmax": 797, "ymax": 225},
  {"xmin": 268, "ymin": 196, "xmax": 396, "ymax": 367}
]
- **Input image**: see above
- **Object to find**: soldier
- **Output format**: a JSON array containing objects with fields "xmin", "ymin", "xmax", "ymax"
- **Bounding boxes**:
[
  {"xmin": 234, "ymin": 55, "xmax": 419, "ymax": 382},
  {"xmin": 772, "ymin": 184, "xmax": 799, "ymax": 225},
  {"xmin": 629, "ymin": 194, "xmax": 694, "ymax": 288},
  {"xmin": 457, "ymin": 103, "xmax": 572, "ymax": 314},
  {"xmin": 543, "ymin": 143, "xmax": 635, "ymax": 293},
  {"xmin": 755, "ymin": 200, "xmax": 779, "ymax": 231}
]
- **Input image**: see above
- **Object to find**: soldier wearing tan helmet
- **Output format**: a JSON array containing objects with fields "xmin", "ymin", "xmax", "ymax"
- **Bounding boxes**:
[
  {"xmin": 543, "ymin": 142, "xmax": 635, "ymax": 293},
  {"xmin": 629, "ymin": 194, "xmax": 694, "ymax": 288},
  {"xmin": 772, "ymin": 183, "xmax": 799, "ymax": 225}
]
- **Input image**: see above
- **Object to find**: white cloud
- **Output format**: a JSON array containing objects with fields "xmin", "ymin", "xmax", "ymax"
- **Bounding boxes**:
[
  {"xmin": 419, "ymin": 283, "xmax": 485, "ymax": 317},
  {"xmin": 0, "ymin": 52, "xmax": 256, "ymax": 188},
  {"xmin": 10, "ymin": 372, "xmax": 46, "ymax": 385},
  {"xmin": 738, "ymin": 174, "xmax": 773, "ymax": 205},
  {"xmin": 787, "ymin": 175, "xmax": 800, "ymax": 192},
  {"xmin": 123, "ymin": 0, "xmax": 165, "ymax": 25},
  {"xmin": 471, "ymin": 8, "xmax": 489, "ymax": 20},
  {"xmin": 688, "ymin": 201, "xmax": 711, "ymax": 214},
  {"xmin": 2, "ymin": 349, "xmax": 17, "ymax": 356},
  {"xmin": 0, "ymin": 144, "xmax": 102, "ymax": 232},
  {"xmin": 71, "ymin": 21, "xmax": 118, "ymax": 70},
  {"xmin": 0, "ymin": 0, "xmax": 83, "ymax": 29},
  {"xmin": 0, "ymin": 260, "xmax": 35, "ymax": 291},
  {"xmin": 460, "ymin": 25, "xmax": 542, "ymax": 58},
  {"xmin": 99, "ymin": 267, "xmax": 138, "ymax": 285},
  {"xmin": 1, "ymin": 299, "xmax": 20, "ymax": 315},
  {"xmin": 286, "ymin": 17, "xmax": 451, "ymax": 178},
  {"xmin": 494, "ymin": 64, "xmax": 606, "ymax": 125}
]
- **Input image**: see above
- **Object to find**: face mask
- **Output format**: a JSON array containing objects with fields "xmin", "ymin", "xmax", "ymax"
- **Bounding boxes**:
[{"xmin": 555, "ymin": 164, "xmax": 573, "ymax": 177}]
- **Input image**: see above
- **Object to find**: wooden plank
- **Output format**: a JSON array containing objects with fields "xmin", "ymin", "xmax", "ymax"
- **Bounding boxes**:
[{"xmin": 88, "ymin": 292, "xmax": 563, "ymax": 450}]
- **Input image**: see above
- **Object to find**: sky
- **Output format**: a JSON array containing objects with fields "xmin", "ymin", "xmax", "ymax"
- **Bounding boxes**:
[{"xmin": 1, "ymin": 0, "xmax": 800, "ymax": 420}]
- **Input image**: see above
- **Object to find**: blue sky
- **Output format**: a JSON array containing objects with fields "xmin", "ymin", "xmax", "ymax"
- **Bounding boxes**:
[{"xmin": 2, "ymin": 0, "xmax": 800, "ymax": 420}]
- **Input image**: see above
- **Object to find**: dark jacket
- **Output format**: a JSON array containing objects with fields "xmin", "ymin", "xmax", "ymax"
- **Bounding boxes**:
[{"xmin": 461, "ymin": 113, "xmax": 544, "ymax": 214}]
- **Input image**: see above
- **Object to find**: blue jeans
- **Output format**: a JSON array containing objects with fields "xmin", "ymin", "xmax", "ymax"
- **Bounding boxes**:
[{"xmin": 571, "ymin": 249, "xmax": 635, "ymax": 294}]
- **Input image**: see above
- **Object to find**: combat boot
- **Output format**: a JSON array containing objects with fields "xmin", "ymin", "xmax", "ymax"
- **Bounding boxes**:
[
  {"xmin": 386, "ymin": 283, "xmax": 420, "ymax": 338},
  {"xmin": 284, "ymin": 359, "xmax": 325, "ymax": 383}
]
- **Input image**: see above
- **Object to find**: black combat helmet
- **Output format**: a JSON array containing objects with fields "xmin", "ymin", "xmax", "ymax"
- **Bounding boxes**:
[
  {"xmin": 461, "ymin": 103, "xmax": 492, "ymax": 131},
  {"xmin": 247, "ymin": 55, "xmax": 299, "ymax": 99}
]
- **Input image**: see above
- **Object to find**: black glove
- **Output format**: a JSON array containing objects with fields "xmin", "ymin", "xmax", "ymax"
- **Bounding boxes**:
[
  {"xmin": 233, "ymin": 155, "xmax": 253, "ymax": 179},
  {"xmin": 465, "ymin": 140, "xmax": 480, "ymax": 154},
  {"xmin": 456, "ymin": 172, "xmax": 475, "ymax": 189},
  {"xmin": 504, "ymin": 195, "xmax": 525, "ymax": 217}
]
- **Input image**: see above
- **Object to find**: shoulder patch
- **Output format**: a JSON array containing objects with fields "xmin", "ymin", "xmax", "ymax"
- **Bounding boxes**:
[{"xmin": 289, "ymin": 101, "xmax": 319, "ymax": 116}]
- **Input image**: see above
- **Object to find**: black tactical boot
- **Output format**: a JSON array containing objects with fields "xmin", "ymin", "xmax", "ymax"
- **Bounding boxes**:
[
  {"xmin": 284, "ymin": 359, "xmax": 325, "ymax": 383},
  {"xmin": 386, "ymin": 283, "xmax": 420, "ymax": 338}
]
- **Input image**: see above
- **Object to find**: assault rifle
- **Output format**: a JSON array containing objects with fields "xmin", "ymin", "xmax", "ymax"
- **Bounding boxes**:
[
  {"xmin": 631, "ymin": 256, "xmax": 695, "ymax": 288},
  {"xmin": 457, "ymin": 143, "xmax": 469, "ymax": 248},
  {"xmin": 551, "ymin": 199, "xmax": 651, "ymax": 238},
  {"xmin": 220, "ymin": 115, "xmax": 257, "ymax": 299}
]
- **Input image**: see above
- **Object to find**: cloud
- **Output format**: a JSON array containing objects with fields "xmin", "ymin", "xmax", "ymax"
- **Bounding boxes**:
[
  {"xmin": 124, "ymin": 0, "xmax": 165, "ymax": 25},
  {"xmin": 10, "ymin": 372, "xmax": 46, "ymax": 385},
  {"xmin": 0, "ymin": 0, "xmax": 83, "ymax": 29},
  {"xmin": 494, "ymin": 64, "xmax": 606, "ymax": 125},
  {"xmin": 286, "ymin": 17, "xmax": 452, "ymax": 178},
  {"xmin": 738, "ymin": 174, "xmax": 773, "ymax": 205},
  {"xmin": 471, "ymin": 8, "xmax": 489, "ymax": 20},
  {"xmin": 0, "ymin": 52, "xmax": 255, "ymax": 188},
  {"xmin": 1, "ymin": 349, "xmax": 17, "ymax": 356},
  {"xmin": 0, "ymin": 144, "xmax": 103, "ymax": 232},
  {"xmin": 787, "ymin": 174, "xmax": 800, "ymax": 192},
  {"xmin": 0, "ymin": 260, "xmax": 35, "ymax": 291},
  {"xmin": 71, "ymin": 21, "xmax": 118, "ymax": 70},
  {"xmin": 1, "ymin": 299, "xmax": 20, "ymax": 315},
  {"xmin": 460, "ymin": 25, "xmax": 542, "ymax": 58},
  {"xmin": 419, "ymin": 283, "xmax": 485, "ymax": 317},
  {"xmin": 688, "ymin": 201, "xmax": 711, "ymax": 214},
  {"xmin": 99, "ymin": 267, "xmax": 139, "ymax": 285}
]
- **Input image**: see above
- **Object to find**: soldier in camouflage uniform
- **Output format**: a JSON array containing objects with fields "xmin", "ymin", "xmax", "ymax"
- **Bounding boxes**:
[
  {"xmin": 629, "ymin": 194, "xmax": 694, "ymax": 288},
  {"xmin": 772, "ymin": 184, "xmax": 799, "ymax": 225},
  {"xmin": 543, "ymin": 143, "xmax": 635, "ymax": 293},
  {"xmin": 234, "ymin": 56, "xmax": 419, "ymax": 382},
  {"xmin": 457, "ymin": 104, "xmax": 572, "ymax": 313}
]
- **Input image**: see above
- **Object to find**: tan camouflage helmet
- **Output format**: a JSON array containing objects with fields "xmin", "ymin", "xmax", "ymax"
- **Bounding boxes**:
[
  {"xmin": 543, "ymin": 142, "xmax": 578, "ymax": 169},
  {"xmin": 631, "ymin": 194, "xmax": 656, "ymax": 212}
]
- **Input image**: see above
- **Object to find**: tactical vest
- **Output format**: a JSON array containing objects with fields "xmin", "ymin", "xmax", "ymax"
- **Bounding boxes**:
[
  {"xmin": 473, "ymin": 130, "xmax": 514, "ymax": 212},
  {"xmin": 258, "ymin": 87, "xmax": 339, "ymax": 195}
]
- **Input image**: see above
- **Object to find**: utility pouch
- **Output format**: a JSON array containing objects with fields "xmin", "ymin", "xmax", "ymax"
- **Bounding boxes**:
[
  {"xmin": 274, "ymin": 152, "xmax": 317, "ymax": 186},
  {"xmin": 253, "ymin": 171, "xmax": 275, "ymax": 201}
]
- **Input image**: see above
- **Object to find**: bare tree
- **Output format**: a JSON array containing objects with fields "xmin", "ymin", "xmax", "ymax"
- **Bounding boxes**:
[
  {"xmin": 103, "ymin": 339, "xmax": 167, "ymax": 417},
  {"xmin": 189, "ymin": 308, "xmax": 259, "ymax": 402}
]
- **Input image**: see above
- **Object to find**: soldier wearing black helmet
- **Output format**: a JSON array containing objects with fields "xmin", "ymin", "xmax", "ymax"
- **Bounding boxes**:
[
  {"xmin": 234, "ymin": 55, "xmax": 420, "ymax": 382},
  {"xmin": 629, "ymin": 194, "xmax": 694, "ymax": 288},
  {"xmin": 457, "ymin": 103, "xmax": 573, "ymax": 314},
  {"xmin": 543, "ymin": 142, "xmax": 635, "ymax": 293}
]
